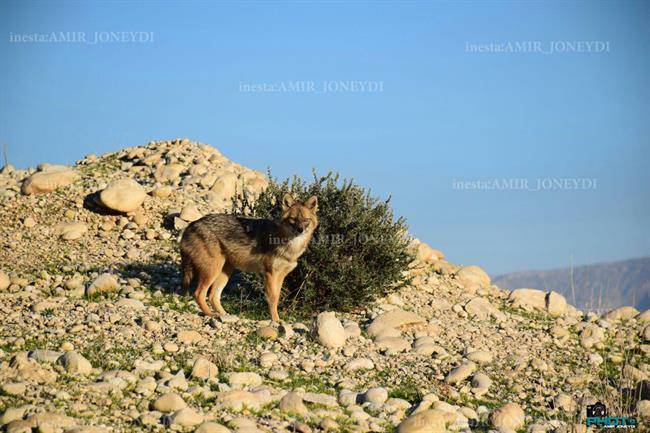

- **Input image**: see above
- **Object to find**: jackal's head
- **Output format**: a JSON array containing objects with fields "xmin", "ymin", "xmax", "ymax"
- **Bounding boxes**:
[{"xmin": 280, "ymin": 193, "xmax": 318, "ymax": 235}]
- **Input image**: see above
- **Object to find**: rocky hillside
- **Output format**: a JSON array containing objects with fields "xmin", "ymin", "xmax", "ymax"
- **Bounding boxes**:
[
  {"xmin": 494, "ymin": 258, "xmax": 650, "ymax": 313},
  {"xmin": 0, "ymin": 139, "xmax": 648, "ymax": 433}
]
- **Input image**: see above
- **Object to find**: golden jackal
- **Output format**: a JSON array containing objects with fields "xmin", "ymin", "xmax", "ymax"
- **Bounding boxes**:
[{"xmin": 180, "ymin": 194, "xmax": 318, "ymax": 321}]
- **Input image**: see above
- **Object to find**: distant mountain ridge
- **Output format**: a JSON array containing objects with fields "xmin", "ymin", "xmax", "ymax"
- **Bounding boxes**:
[{"xmin": 493, "ymin": 257, "xmax": 650, "ymax": 313}]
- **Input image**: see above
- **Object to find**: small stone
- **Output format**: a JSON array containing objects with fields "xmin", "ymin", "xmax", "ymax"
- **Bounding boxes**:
[
  {"xmin": 302, "ymin": 392, "xmax": 338, "ymax": 407},
  {"xmin": 144, "ymin": 320, "xmax": 161, "ymax": 332},
  {"xmin": 153, "ymin": 393, "xmax": 187, "ymax": 412},
  {"xmin": 471, "ymin": 373, "xmax": 492, "ymax": 396},
  {"xmin": 603, "ymin": 306, "xmax": 640, "ymax": 321},
  {"xmin": 180, "ymin": 203, "xmax": 202, "ymax": 222},
  {"xmin": 445, "ymin": 361, "xmax": 476, "ymax": 384},
  {"xmin": 177, "ymin": 330, "xmax": 203, "ymax": 344},
  {"xmin": 637, "ymin": 400, "xmax": 650, "ymax": 419},
  {"xmin": 344, "ymin": 358, "xmax": 374, "ymax": 371},
  {"xmin": 397, "ymin": 410, "xmax": 446, "ymax": 433},
  {"xmin": 155, "ymin": 163, "xmax": 186, "ymax": 183},
  {"xmin": 320, "ymin": 418, "xmax": 338, "ymax": 431},
  {"xmin": 1, "ymin": 382, "xmax": 26, "ymax": 395},
  {"xmin": 490, "ymin": 402, "xmax": 525, "ymax": 431},
  {"xmin": 258, "ymin": 352, "xmax": 278, "ymax": 368},
  {"xmin": 168, "ymin": 407, "xmax": 203, "ymax": 427},
  {"xmin": 553, "ymin": 393, "xmax": 576, "ymax": 412},
  {"xmin": 280, "ymin": 392, "xmax": 309, "ymax": 415},
  {"xmin": 115, "ymin": 298, "xmax": 145, "ymax": 310},
  {"xmin": 291, "ymin": 422, "xmax": 312, "ymax": 433},
  {"xmin": 87, "ymin": 273, "xmax": 119, "ymax": 296},
  {"xmin": 191, "ymin": 357, "xmax": 219, "ymax": 380},
  {"xmin": 1, "ymin": 405, "xmax": 30, "ymax": 424},
  {"xmin": 364, "ymin": 387, "xmax": 388, "ymax": 405},
  {"xmin": 152, "ymin": 185, "xmax": 173, "ymax": 198},
  {"xmin": 376, "ymin": 335, "xmax": 411, "ymax": 353},
  {"xmin": 57, "ymin": 351, "xmax": 92, "ymax": 375},
  {"xmin": 163, "ymin": 342, "xmax": 179, "ymax": 353},
  {"xmin": 0, "ymin": 270, "xmax": 9, "ymax": 291},
  {"xmin": 466, "ymin": 350, "xmax": 493, "ymax": 365},
  {"xmin": 195, "ymin": 422, "xmax": 231, "ymax": 433},
  {"xmin": 227, "ymin": 372, "xmax": 262, "ymax": 389},
  {"xmin": 367, "ymin": 309, "xmax": 426, "ymax": 337},
  {"xmin": 311, "ymin": 312, "xmax": 347, "ymax": 348},
  {"xmin": 216, "ymin": 390, "xmax": 261, "ymax": 411},
  {"xmin": 61, "ymin": 341, "xmax": 74, "ymax": 352},
  {"xmin": 256, "ymin": 326, "xmax": 278, "ymax": 340},
  {"xmin": 23, "ymin": 216, "xmax": 37, "ymax": 228},
  {"xmin": 60, "ymin": 222, "xmax": 88, "ymax": 240}
]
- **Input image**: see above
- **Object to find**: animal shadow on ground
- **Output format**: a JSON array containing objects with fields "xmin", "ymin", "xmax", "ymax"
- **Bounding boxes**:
[{"xmin": 115, "ymin": 260, "xmax": 269, "ymax": 318}]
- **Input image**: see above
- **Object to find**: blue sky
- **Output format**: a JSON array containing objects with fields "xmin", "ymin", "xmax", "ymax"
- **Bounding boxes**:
[{"xmin": 1, "ymin": 1, "xmax": 649, "ymax": 275}]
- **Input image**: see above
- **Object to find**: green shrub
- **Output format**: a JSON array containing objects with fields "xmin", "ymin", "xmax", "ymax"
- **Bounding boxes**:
[{"xmin": 233, "ymin": 171, "xmax": 413, "ymax": 316}]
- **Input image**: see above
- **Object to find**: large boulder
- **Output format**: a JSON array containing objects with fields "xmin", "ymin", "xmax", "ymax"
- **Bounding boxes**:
[
  {"xmin": 546, "ymin": 291, "xmax": 568, "ymax": 317},
  {"xmin": 99, "ymin": 179, "xmax": 146, "ymax": 213},
  {"xmin": 154, "ymin": 163, "xmax": 186, "ymax": 182},
  {"xmin": 22, "ymin": 166, "xmax": 77, "ymax": 195},
  {"xmin": 509, "ymin": 288, "xmax": 547, "ymax": 311},
  {"xmin": 456, "ymin": 265, "xmax": 491, "ymax": 291},
  {"xmin": 210, "ymin": 173, "xmax": 239, "ymax": 200},
  {"xmin": 409, "ymin": 239, "xmax": 444, "ymax": 263}
]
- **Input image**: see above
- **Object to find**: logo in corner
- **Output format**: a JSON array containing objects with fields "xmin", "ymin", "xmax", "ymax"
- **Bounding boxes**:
[{"xmin": 586, "ymin": 402, "xmax": 637, "ymax": 429}]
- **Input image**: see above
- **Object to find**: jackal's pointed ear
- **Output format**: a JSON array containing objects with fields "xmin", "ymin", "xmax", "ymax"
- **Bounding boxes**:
[
  {"xmin": 282, "ymin": 193, "xmax": 295, "ymax": 210},
  {"xmin": 304, "ymin": 195, "xmax": 318, "ymax": 213}
]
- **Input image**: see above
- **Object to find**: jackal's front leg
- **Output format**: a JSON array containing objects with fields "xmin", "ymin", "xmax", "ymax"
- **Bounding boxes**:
[{"xmin": 263, "ymin": 272, "xmax": 284, "ymax": 322}]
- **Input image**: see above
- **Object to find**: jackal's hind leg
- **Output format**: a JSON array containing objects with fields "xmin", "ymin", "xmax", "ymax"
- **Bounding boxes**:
[
  {"xmin": 193, "ymin": 258, "xmax": 223, "ymax": 316},
  {"xmin": 208, "ymin": 264, "xmax": 232, "ymax": 317}
]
